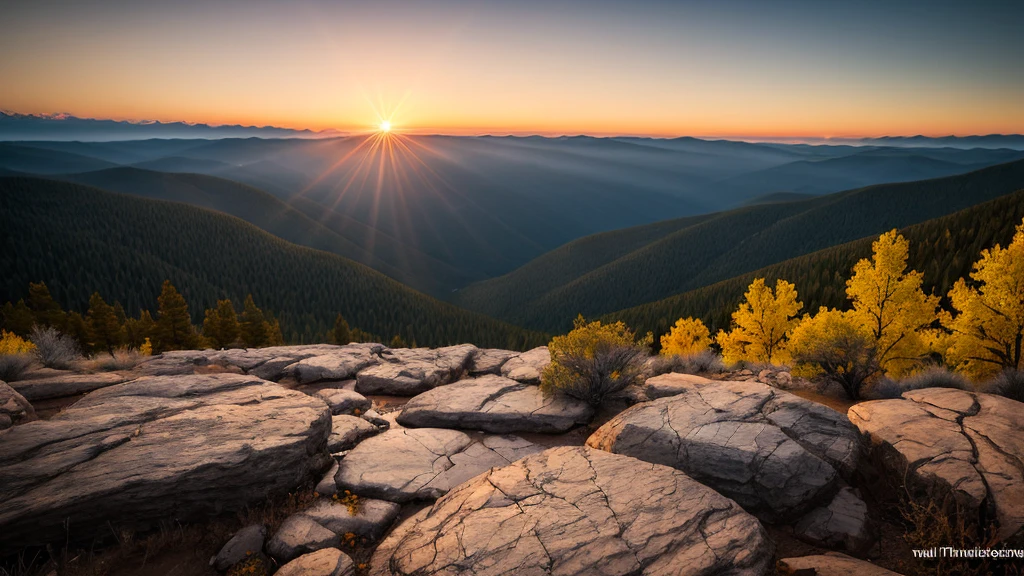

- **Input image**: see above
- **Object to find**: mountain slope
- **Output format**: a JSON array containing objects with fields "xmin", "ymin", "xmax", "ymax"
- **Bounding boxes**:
[
  {"xmin": 0, "ymin": 143, "xmax": 117, "ymax": 174},
  {"xmin": 0, "ymin": 177, "xmax": 544, "ymax": 348},
  {"xmin": 455, "ymin": 159, "xmax": 1024, "ymax": 332},
  {"xmin": 602, "ymin": 188, "xmax": 1024, "ymax": 339}
]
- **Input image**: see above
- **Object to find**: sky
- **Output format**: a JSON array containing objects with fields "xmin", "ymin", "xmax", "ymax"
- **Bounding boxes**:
[{"xmin": 1, "ymin": 0, "xmax": 1021, "ymax": 137}]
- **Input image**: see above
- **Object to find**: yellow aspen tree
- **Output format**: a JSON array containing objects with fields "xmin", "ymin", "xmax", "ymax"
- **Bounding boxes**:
[
  {"xmin": 845, "ymin": 230, "xmax": 939, "ymax": 377},
  {"xmin": 942, "ymin": 219, "xmax": 1024, "ymax": 379},
  {"xmin": 660, "ymin": 317, "xmax": 711, "ymax": 356},
  {"xmin": 715, "ymin": 278, "xmax": 802, "ymax": 365}
]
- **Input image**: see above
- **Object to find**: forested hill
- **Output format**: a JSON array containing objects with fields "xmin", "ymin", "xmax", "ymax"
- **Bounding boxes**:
[
  {"xmin": 602, "ymin": 188, "xmax": 1024, "ymax": 340},
  {"xmin": 0, "ymin": 177, "xmax": 546, "ymax": 349},
  {"xmin": 455, "ymin": 158, "xmax": 1024, "ymax": 333}
]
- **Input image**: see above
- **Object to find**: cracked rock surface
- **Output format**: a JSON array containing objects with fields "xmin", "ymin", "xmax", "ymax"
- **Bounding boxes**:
[
  {"xmin": 276, "ymin": 548, "xmax": 355, "ymax": 576},
  {"xmin": 794, "ymin": 486, "xmax": 876, "ymax": 554},
  {"xmin": 0, "ymin": 380, "xmax": 35, "ymax": 429},
  {"xmin": 329, "ymin": 414, "xmax": 381, "ymax": 453},
  {"xmin": 587, "ymin": 380, "xmax": 860, "ymax": 521},
  {"xmin": 318, "ymin": 388, "xmax": 372, "ymax": 416},
  {"xmin": 643, "ymin": 373, "xmax": 714, "ymax": 400},
  {"xmin": 396, "ymin": 375, "xmax": 594, "ymax": 434},
  {"xmin": 849, "ymin": 387, "xmax": 1024, "ymax": 542},
  {"xmin": 355, "ymin": 345, "xmax": 477, "ymax": 396},
  {"xmin": 499, "ymin": 346, "xmax": 550, "ymax": 384},
  {"xmin": 0, "ymin": 373, "xmax": 332, "ymax": 553},
  {"xmin": 9, "ymin": 371, "xmax": 127, "ymax": 401},
  {"xmin": 468, "ymin": 348, "xmax": 518, "ymax": 376},
  {"xmin": 336, "ymin": 428, "xmax": 542, "ymax": 503},
  {"xmin": 369, "ymin": 446, "xmax": 773, "ymax": 576}
]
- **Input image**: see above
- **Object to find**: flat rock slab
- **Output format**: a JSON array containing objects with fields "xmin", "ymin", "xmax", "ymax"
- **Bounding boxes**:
[
  {"xmin": 301, "ymin": 497, "xmax": 402, "ymax": 541},
  {"xmin": 849, "ymin": 388, "xmax": 1024, "ymax": 542},
  {"xmin": 587, "ymin": 380, "xmax": 860, "ymax": 521},
  {"xmin": 499, "ymin": 346, "xmax": 550, "ymax": 384},
  {"xmin": 397, "ymin": 375, "xmax": 594, "ymax": 434},
  {"xmin": 9, "ymin": 372, "xmax": 126, "ymax": 401},
  {"xmin": 268, "ymin": 514, "xmax": 341, "ymax": 562},
  {"xmin": 0, "ymin": 374, "xmax": 331, "ymax": 552},
  {"xmin": 0, "ymin": 380, "xmax": 36, "ymax": 429},
  {"xmin": 643, "ymin": 372, "xmax": 715, "ymax": 399},
  {"xmin": 288, "ymin": 345, "xmax": 385, "ymax": 384},
  {"xmin": 369, "ymin": 446, "xmax": 774, "ymax": 576},
  {"xmin": 329, "ymin": 414, "xmax": 381, "ymax": 452},
  {"xmin": 317, "ymin": 388, "xmax": 371, "ymax": 416},
  {"xmin": 794, "ymin": 486, "xmax": 876, "ymax": 555},
  {"xmin": 132, "ymin": 344, "xmax": 383, "ymax": 381},
  {"xmin": 468, "ymin": 348, "xmax": 518, "ymax": 375},
  {"xmin": 335, "ymin": 428, "xmax": 542, "ymax": 503},
  {"xmin": 355, "ymin": 345, "xmax": 477, "ymax": 396},
  {"xmin": 777, "ymin": 553, "xmax": 899, "ymax": 576},
  {"xmin": 277, "ymin": 548, "xmax": 354, "ymax": 576}
]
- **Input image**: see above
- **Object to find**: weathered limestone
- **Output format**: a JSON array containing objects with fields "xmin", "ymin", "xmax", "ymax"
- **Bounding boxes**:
[
  {"xmin": 499, "ymin": 346, "xmax": 550, "ymax": 384},
  {"xmin": 794, "ymin": 486, "xmax": 876, "ymax": 554},
  {"xmin": 301, "ymin": 497, "xmax": 401, "ymax": 540},
  {"xmin": 396, "ymin": 374, "xmax": 594, "ymax": 433},
  {"xmin": 467, "ymin": 348, "xmax": 518, "ymax": 375},
  {"xmin": 643, "ymin": 372, "xmax": 714, "ymax": 399},
  {"xmin": 849, "ymin": 388, "xmax": 1024, "ymax": 542},
  {"xmin": 369, "ymin": 446, "xmax": 774, "ymax": 576},
  {"xmin": 287, "ymin": 345, "xmax": 384, "ymax": 384},
  {"xmin": 0, "ymin": 380, "xmax": 35, "ymax": 429},
  {"xmin": 9, "ymin": 372, "xmax": 126, "ymax": 401},
  {"xmin": 316, "ymin": 388, "xmax": 371, "ymax": 416},
  {"xmin": 328, "ymin": 414, "xmax": 381, "ymax": 452},
  {"xmin": 335, "ymin": 428, "xmax": 542, "ymax": 503},
  {"xmin": 268, "ymin": 514, "xmax": 340, "ymax": 562},
  {"xmin": 587, "ymin": 380, "xmax": 860, "ymax": 521},
  {"xmin": 276, "ymin": 548, "xmax": 354, "ymax": 576},
  {"xmin": 0, "ymin": 374, "xmax": 331, "ymax": 552},
  {"xmin": 355, "ymin": 345, "xmax": 477, "ymax": 396}
]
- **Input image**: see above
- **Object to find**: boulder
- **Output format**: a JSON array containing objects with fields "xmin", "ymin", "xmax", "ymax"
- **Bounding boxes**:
[
  {"xmin": 777, "ymin": 553, "xmax": 899, "ymax": 576},
  {"xmin": 8, "ymin": 372, "xmax": 126, "ymax": 401},
  {"xmin": 468, "ymin": 348, "xmax": 518, "ymax": 375},
  {"xmin": 268, "ymin": 514, "xmax": 341, "ymax": 562},
  {"xmin": 360, "ymin": 409, "xmax": 390, "ymax": 430},
  {"xmin": 587, "ymin": 380, "xmax": 860, "ymax": 521},
  {"xmin": 354, "ymin": 345, "xmax": 477, "ymax": 396},
  {"xmin": 316, "ymin": 461, "xmax": 340, "ymax": 497},
  {"xmin": 0, "ymin": 374, "xmax": 332, "ymax": 552},
  {"xmin": 210, "ymin": 524, "xmax": 266, "ymax": 571},
  {"xmin": 643, "ymin": 372, "xmax": 714, "ymax": 399},
  {"xmin": 328, "ymin": 414, "xmax": 380, "ymax": 452},
  {"xmin": 849, "ymin": 388, "xmax": 1024, "ymax": 542},
  {"xmin": 276, "ymin": 548, "xmax": 354, "ymax": 576},
  {"xmin": 316, "ymin": 389, "xmax": 371, "ymax": 416},
  {"xmin": 369, "ymin": 446, "xmax": 773, "ymax": 576},
  {"xmin": 396, "ymin": 374, "xmax": 593, "ymax": 434},
  {"xmin": 301, "ymin": 497, "xmax": 401, "ymax": 541},
  {"xmin": 335, "ymin": 428, "xmax": 542, "ymax": 503},
  {"xmin": 499, "ymin": 346, "xmax": 550, "ymax": 384},
  {"xmin": 286, "ymin": 344, "xmax": 384, "ymax": 384},
  {"xmin": 0, "ymin": 380, "xmax": 35, "ymax": 429},
  {"xmin": 794, "ymin": 486, "xmax": 876, "ymax": 555}
]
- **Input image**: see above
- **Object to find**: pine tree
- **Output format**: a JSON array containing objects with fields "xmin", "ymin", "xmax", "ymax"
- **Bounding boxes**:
[
  {"xmin": 123, "ymin": 310, "xmax": 156, "ymax": 349},
  {"xmin": 27, "ymin": 282, "xmax": 66, "ymax": 330},
  {"xmin": 332, "ymin": 313, "xmax": 352, "ymax": 345},
  {"xmin": 203, "ymin": 299, "xmax": 240, "ymax": 349},
  {"xmin": 86, "ymin": 292, "xmax": 122, "ymax": 355},
  {"xmin": 64, "ymin": 311, "xmax": 91, "ymax": 352},
  {"xmin": 239, "ymin": 294, "xmax": 269, "ymax": 348},
  {"xmin": 389, "ymin": 334, "xmax": 408, "ymax": 348},
  {"xmin": 1, "ymin": 300, "xmax": 35, "ymax": 336},
  {"xmin": 154, "ymin": 280, "xmax": 198, "ymax": 352}
]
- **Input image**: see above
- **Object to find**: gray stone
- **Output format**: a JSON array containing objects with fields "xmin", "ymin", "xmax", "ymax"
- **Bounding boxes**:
[
  {"xmin": 777, "ymin": 553, "xmax": 899, "ymax": 576},
  {"xmin": 276, "ymin": 548, "xmax": 354, "ymax": 576},
  {"xmin": 355, "ymin": 345, "xmax": 477, "ymax": 396},
  {"xmin": 328, "ymin": 414, "xmax": 380, "ymax": 452},
  {"xmin": 794, "ymin": 486, "xmax": 876, "ymax": 554},
  {"xmin": 287, "ymin": 345, "xmax": 384, "ymax": 384},
  {"xmin": 301, "ymin": 497, "xmax": 401, "ymax": 541},
  {"xmin": 335, "ymin": 428, "xmax": 542, "ymax": 503},
  {"xmin": 849, "ymin": 388, "xmax": 1024, "ymax": 542},
  {"xmin": 8, "ymin": 372, "xmax": 126, "ymax": 401},
  {"xmin": 0, "ymin": 374, "xmax": 331, "ymax": 553},
  {"xmin": 210, "ymin": 524, "xmax": 266, "ymax": 571},
  {"xmin": 316, "ymin": 389, "xmax": 371, "ymax": 416},
  {"xmin": 643, "ymin": 372, "xmax": 714, "ymax": 399},
  {"xmin": 0, "ymin": 380, "xmax": 35, "ymax": 429},
  {"xmin": 587, "ymin": 380, "xmax": 860, "ymax": 521},
  {"xmin": 369, "ymin": 446, "xmax": 773, "ymax": 576},
  {"xmin": 499, "ymin": 346, "xmax": 550, "ymax": 384},
  {"xmin": 468, "ymin": 348, "xmax": 517, "ymax": 375},
  {"xmin": 360, "ymin": 409, "xmax": 390, "ymax": 429},
  {"xmin": 268, "ymin": 514, "xmax": 340, "ymax": 562},
  {"xmin": 396, "ymin": 374, "xmax": 593, "ymax": 434},
  {"xmin": 316, "ymin": 461, "xmax": 340, "ymax": 497}
]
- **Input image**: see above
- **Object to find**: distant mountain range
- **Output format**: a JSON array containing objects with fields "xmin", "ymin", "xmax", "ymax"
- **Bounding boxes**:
[{"xmin": 0, "ymin": 111, "xmax": 340, "ymax": 141}]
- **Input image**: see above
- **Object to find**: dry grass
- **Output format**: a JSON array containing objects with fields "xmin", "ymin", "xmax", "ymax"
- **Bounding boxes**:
[{"xmin": 84, "ymin": 348, "xmax": 143, "ymax": 372}]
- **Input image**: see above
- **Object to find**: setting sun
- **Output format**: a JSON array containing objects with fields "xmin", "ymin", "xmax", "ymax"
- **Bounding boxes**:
[{"xmin": 379, "ymin": 120, "xmax": 391, "ymax": 133}]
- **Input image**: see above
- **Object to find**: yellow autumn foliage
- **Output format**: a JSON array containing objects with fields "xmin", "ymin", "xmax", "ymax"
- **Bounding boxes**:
[
  {"xmin": 715, "ymin": 278, "xmax": 802, "ymax": 365},
  {"xmin": 660, "ymin": 317, "xmax": 711, "ymax": 356},
  {"xmin": 0, "ymin": 330, "xmax": 35, "ymax": 355}
]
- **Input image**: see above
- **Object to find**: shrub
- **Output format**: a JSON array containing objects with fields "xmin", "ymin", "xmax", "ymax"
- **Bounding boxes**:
[
  {"xmin": 659, "ymin": 317, "xmax": 711, "ymax": 356},
  {"xmin": 986, "ymin": 369, "xmax": 1024, "ymax": 403},
  {"xmin": 0, "ymin": 330, "xmax": 35, "ymax": 355},
  {"xmin": 0, "ymin": 353, "xmax": 33, "ymax": 381},
  {"xmin": 649, "ymin": 349, "xmax": 725, "ymax": 376},
  {"xmin": 868, "ymin": 367, "xmax": 970, "ymax": 399},
  {"xmin": 789, "ymin": 308, "xmax": 880, "ymax": 401},
  {"xmin": 29, "ymin": 325, "xmax": 81, "ymax": 369},
  {"xmin": 140, "ymin": 337, "xmax": 153, "ymax": 356},
  {"xmin": 92, "ymin": 347, "xmax": 143, "ymax": 371},
  {"xmin": 541, "ymin": 316, "xmax": 651, "ymax": 407}
]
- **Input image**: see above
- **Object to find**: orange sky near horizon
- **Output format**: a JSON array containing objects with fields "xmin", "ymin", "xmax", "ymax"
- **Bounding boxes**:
[{"xmin": 1, "ymin": 0, "xmax": 1021, "ymax": 139}]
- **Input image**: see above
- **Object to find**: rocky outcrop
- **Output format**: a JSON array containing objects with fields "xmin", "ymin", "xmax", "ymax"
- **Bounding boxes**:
[
  {"xmin": 0, "ymin": 374, "xmax": 331, "ymax": 552},
  {"xmin": 499, "ymin": 346, "xmax": 550, "ymax": 384},
  {"xmin": 268, "ymin": 514, "xmax": 340, "ymax": 562},
  {"xmin": 794, "ymin": 486, "xmax": 876, "ymax": 555},
  {"xmin": 335, "ymin": 429, "xmax": 542, "ymax": 503},
  {"xmin": 587, "ymin": 380, "xmax": 860, "ymax": 521},
  {"xmin": 287, "ymin": 345, "xmax": 385, "ymax": 384},
  {"xmin": 301, "ymin": 497, "xmax": 401, "ymax": 541},
  {"xmin": 849, "ymin": 388, "xmax": 1024, "ymax": 542},
  {"xmin": 9, "ymin": 372, "xmax": 126, "ymax": 401},
  {"xmin": 0, "ymin": 380, "xmax": 35, "ymax": 429},
  {"xmin": 210, "ymin": 524, "xmax": 266, "ymax": 571},
  {"xmin": 328, "ymin": 414, "xmax": 381, "ymax": 453},
  {"xmin": 467, "ymin": 348, "xmax": 517, "ymax": 375},
  {"xmin": 355, "ymin": 345, "xmax": 477, "ymax": 396},
  {"xmin": 777, "ymin": 553, "xmax": 899, "ymax": 576},
  {"xmin": 643, "ymin": 372, "xmax": 714, "ymax": 399},
  {"xmin": 317, "ymin": 388, "xmax": 371, "ymax": 416},
  {"xmin": 369, "ymin": 446, "xmax": 774, "ymax": 576},
  {"xmin": 276, "ymin": 548, "xmax": 354, "ymax": 576},
  {"xmin": 396, "ymin": 374, "xmax": 594, "ymax": 433}
]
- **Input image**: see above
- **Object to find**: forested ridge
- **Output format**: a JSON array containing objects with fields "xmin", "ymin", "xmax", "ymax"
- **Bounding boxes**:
[
  {"xmin": 602, "ymin": 188, "xmax": 1024, "ymax": 341},
  {"xmin": 0, "ymin": 177, "xmax": 546, "ymax": 349}
]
